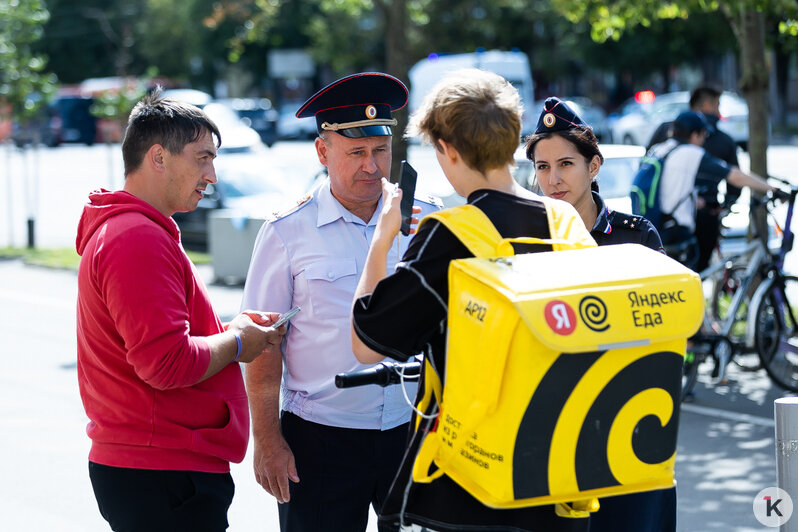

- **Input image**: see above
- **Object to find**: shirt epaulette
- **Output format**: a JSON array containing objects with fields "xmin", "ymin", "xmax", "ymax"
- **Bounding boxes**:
[
  {"xmin": 415, "ymin": 193, "xmax": 443, "ymax": 209},
  {"xmin": 269, "ymin": 194, "xmax": 313, "ymax": 221},
  {"xmin": 609, "ymin": 211, "xmax": 644, "ymax": 231}
]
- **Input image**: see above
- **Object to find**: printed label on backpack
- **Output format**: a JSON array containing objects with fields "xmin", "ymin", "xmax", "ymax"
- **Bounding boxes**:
[
  {"xmin": 459, "ymin": 292, "xmax": 489, "ymax": 324},
  {"xmin": 544, "ymin": 300, "xmax": 576, "ymax": 335}
]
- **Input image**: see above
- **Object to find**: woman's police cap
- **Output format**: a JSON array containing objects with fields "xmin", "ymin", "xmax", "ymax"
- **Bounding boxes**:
[
  {"xmin": 534, "ymin": 97, "xmax": 590, "ymax": 134},
  {"xmin": 296, "ymin": 72, "xmax": 408, "ymax": 138}
]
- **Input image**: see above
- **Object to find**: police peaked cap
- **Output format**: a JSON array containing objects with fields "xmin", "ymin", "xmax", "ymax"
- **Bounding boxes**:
[
  {"xmin": 296, "ymin": 72, "xmax": 408, "ymax": 138},
  {"xmin": 534, "ymin": 97, "xmax": 590, "ymax": 134}
]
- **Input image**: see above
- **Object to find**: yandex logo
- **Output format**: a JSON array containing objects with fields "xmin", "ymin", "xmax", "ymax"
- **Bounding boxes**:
[{"xmin": 544, "ymin": 300, "xmax": 576, "ymax": 335}]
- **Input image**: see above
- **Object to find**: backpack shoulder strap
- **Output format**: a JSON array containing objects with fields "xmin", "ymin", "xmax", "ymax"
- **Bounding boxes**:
[
  {"xmin": 420, "ymin": 200, "xmax": 596, "ymax": 257},
  {"xmin": 659, "ymin": 143, "xmax": 693, "ymax": 217},
  {"xmin": 420, "ymin": 205, "xmax": 502, "ymax": 258},
  {"xmin": 540, "ymin": 196, "xmax": 597, "ymax": 250}
]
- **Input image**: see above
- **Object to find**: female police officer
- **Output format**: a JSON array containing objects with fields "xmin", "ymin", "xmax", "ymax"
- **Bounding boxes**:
[
  {"xmin": 527, "ymin": 97, "xmax": 663, "ymax": 252},
  {"xmin": 526, "ymin": 97, "xmax": 674, "ymax": 532}
]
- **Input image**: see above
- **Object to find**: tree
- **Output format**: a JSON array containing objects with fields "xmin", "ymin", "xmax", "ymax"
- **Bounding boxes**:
[
  {"xmin": 0, "ymin": 0, "xmax": 58, "ymax": 248},
  {"xmin": 0, "ymin": 0, "xmax": 58, "ymax": 121},
  {"xmin": 551, "ymin": 0, "xmax": 798, "ymax": 181},
  {"xmin": 35, "ymin": 0, "xmax": 147, "ymax": 82}
]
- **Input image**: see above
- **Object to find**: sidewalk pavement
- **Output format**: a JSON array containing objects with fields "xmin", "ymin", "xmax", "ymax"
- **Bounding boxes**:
[
  {"xmin": 0, "ymin": 258, "xmax": 782, "ymax": 531},
  {"xmin": 0, "ymin": 259, "xmax": 378, "ymax": 531}
]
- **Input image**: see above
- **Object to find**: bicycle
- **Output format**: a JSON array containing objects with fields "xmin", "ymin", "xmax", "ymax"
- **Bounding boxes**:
[{"xmin": 681, "ymin": 181, "xmax": 797, "ymax": 398}]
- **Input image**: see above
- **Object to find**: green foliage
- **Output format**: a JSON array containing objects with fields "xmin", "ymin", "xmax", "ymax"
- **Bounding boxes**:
[
  {"xmin": 0, "ymin": 246, "xmax": 80, "ymax": 270},
  {"xmin": 0, "ymin": 246, "xmax": 210, "ymax": 270},
  {"xmin": 89, "ymin": 68, "xmax": 156, "ymax": 124},
  {"xmin": 779, "ymin": 19, "xmax": 798, "ymax": 37},
  {"xmin": 0, "ymin": 0, "xmax": 58, "ymax": 119},
  {"xmin": 552, "ymin": 0, "xmax": 798, "ymax": 43}
]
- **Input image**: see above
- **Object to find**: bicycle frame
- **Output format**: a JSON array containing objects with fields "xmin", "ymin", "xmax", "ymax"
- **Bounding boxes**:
[
  {"xmin": 748, "ymin": 187, "xmax": 798, "ymax": 355},
  {"xmin": 692, "ymin": 239, "xmax": 767, "ymax": 383},
  {"xmin": 690, "ymin": 187, "xmax": 796, "ymax": 386}
]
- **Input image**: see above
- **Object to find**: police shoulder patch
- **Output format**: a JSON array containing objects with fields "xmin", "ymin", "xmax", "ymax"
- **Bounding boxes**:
[
  {"xmin": 609, "ymin": 211, "xmax": 644, "ymax": 231},
  {"xmin": 270, "ymin": 194, "xmax": 313, "ymax": 221}
]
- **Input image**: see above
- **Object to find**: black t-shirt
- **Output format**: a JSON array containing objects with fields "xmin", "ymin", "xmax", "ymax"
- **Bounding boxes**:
[{"xmin": 352, "ymin": 189, "xmax": 589, "ymax": 532}]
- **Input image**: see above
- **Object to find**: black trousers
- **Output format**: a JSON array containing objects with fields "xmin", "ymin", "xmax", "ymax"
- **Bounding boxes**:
[
  {"xmin": 278, "ymin": 411, "xmax": 410, "ymax": 532},
  {"xmin": 88, "ymin": 461, "xmax": 234, "ymax": 532},
  {"xmin": 695, "ymin": 206, "xmax": 721, "ymax": 272}
]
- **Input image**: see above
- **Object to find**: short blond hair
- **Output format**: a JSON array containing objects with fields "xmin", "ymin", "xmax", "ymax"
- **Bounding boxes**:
[{"xmin": 407, "ymin": 68, "xmax": 522, "ymax": 174}]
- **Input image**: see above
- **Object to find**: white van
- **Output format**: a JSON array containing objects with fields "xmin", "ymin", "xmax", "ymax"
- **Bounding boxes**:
[{"xmin": 408, "ymin": 50, "xmax": 536, "ymax": 136}]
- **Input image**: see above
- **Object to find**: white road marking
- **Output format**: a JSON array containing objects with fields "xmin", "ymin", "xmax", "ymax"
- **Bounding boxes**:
[{"xmin": 681, "ymin": 402, "xmax": 775, "ymax": 427}]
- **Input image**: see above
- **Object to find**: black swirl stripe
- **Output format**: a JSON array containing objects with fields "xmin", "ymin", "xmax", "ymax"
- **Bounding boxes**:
[
  {"xmin": 574, "ymin": 351, "xmax": 682, "ymax": 491},
  {"xmin": 579, "ymin": 295, "xmax": 609, "ymax": 332},
  {"xmin": 512, "ymin": 351, "xmax": 604, "ymax": 499}
]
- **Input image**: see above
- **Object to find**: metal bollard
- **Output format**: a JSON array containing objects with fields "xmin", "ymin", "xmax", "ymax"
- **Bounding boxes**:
[{"xmin": 775, "ymin": 397, "xmax": 798, "ymax": 530}]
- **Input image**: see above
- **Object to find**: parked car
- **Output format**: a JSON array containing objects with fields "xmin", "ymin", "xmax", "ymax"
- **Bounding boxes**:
[
  {"xmin": 11, "ymin": 93, "xmax": 98, "ymax": 147},
  {"xmin": 402, "ymin": 143, "xmax": 533, "ymax": 208},
  {"xmin": 53, "ymin": 95, "xmax": 97, "ymax": 145},
  {"xmin": 215, "ymin": 98, "xmax": 279, "ymax": 146},
  {"xmin": 276, "ymin": 102, "xmax": 318, "ymax": 140},
  {"xmin": 161, "ymin": 88, "xmax": 213, "ymax": 108},
  {"xmin": 609, "ymin": 90, "xmax": 750, "ymax": 149},
  {"xmin": 174, "ymin": 154, "xmax": 303, "ymax": 250},
  {"xmin": 202, "ymin": 102, "xmax": 266, "ymax": 154},
  {"xmin": 565, "ymin": 97, "xmax": 611, "ymax": 142},
  {"xmin": 11, "ymin": 106, "xmax": 61, "ymax": 148}
]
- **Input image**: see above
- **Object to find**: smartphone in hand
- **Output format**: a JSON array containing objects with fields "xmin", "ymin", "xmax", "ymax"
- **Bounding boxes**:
[
  {"xmin": 273, "ymin": 306, "xmax": 301, "ymax": 328},
  {"xmin": 398, "ymin": 160, "xmax": 418, "ymax": 236}
]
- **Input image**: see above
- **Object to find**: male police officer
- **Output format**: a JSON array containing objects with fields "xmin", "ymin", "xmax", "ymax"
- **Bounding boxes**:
[{"xmin": 241, "ymin": 73, "xmax": 440, "ymax": 532}]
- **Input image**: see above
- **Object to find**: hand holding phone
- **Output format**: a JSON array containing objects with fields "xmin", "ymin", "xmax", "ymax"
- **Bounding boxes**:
[
  {"xmin": 273, "ymin": 306, "xmax": 301, "ymax": 328},
  {"xmin": 397, "ymin": 160, "xmax": 418, "ymax": 236}
]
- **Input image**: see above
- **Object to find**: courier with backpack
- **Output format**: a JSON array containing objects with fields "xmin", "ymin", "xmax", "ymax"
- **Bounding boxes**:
[
  {"xmin": 408, "ymin": 202, "xmax": 702, "ymax": 513},
  {"xmin": 630, "ymin": 142, "xmax": 699, "ymax": 268}
]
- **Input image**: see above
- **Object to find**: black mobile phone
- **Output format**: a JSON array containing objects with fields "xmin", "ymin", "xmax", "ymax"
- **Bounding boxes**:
[{"xmin": 398, "ymin": 160, "xmax": 418, "ymax": 236}]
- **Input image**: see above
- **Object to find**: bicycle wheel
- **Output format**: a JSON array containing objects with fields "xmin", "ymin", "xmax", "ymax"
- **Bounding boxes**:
[
  {"xmin": 710, "ymin": 265, "xmax": 762, "ymax": 370},
  {"xmin": 755, "ymin": 275, "xmax": 798, "ymax": 391},
  {"xmin": 681, "ymin": 350, "xmax": 700, "ymax": 401}
]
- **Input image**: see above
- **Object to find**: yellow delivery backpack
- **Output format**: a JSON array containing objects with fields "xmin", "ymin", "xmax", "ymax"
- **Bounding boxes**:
[{"xmin": 410, "ymin": 202, "xmax": 703, "ymax": 516}]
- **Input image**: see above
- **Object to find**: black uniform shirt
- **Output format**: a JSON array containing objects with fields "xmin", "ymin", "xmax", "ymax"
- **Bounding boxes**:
[
  {"xmin": 590, "ymin": 191, "xmax": 664, "ymax": 252},
  {"xmin": 352, "ymin": 189, "xmax": 588, "ymax": 532}
]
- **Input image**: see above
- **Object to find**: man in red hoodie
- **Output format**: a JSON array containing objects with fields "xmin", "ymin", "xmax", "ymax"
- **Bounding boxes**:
[{"xmin": 76, "ymin": 90, "xmax": 286, "ymax": 532}]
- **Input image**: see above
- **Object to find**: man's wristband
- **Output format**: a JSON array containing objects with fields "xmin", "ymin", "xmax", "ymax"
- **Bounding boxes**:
[{"xmin": 234, "ymin": 334, "xmax": 242, "ymax": 362}]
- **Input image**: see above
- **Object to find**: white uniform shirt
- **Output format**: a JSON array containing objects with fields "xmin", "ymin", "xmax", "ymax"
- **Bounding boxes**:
[{"xmin": 241, "ymin": 178, "xmax": 440, "ymax": 430}]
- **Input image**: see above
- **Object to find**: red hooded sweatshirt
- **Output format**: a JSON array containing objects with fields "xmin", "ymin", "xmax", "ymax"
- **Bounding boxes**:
[{"xmin": 76, "ymin": 189, "xmax": 248, "ymax": 473}]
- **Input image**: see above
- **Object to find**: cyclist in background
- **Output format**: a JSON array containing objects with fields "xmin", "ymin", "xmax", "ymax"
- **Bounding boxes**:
[
  {"xmin": 647, "ymin": 87, "xmax": 741, "ymax": 271},
  {"xmin": 646, "ymin": 111, "xmax": 775, "ymax": 270}
]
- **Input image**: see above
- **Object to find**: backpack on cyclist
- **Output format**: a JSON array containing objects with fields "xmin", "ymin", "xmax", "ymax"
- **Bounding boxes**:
[
  {"xmin": 410, "ymin": 201, "xmax": 703, "ymax": 516},
  {"xmin": 630, "ymin": 144, "xmax": 699, "ymax": 268},
  {"xmin": 629, "ymin": 144, "xmax": 682, "ymax": 234}
]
